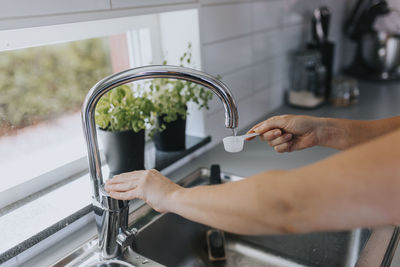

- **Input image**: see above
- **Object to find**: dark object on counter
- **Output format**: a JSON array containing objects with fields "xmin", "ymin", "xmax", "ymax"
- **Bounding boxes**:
[
  {"xmin": 98, "ymin": 128, "xmax": 145, "ymax": 176},
  {"xmin": 287, "ymin": 6, "xmax": 334, "ymax": 109},
  {"xmin": 344, "ymin": 0, "xmax": 390, "ymax": 41},
  {"xmin": 311, "ymin": 6, "xmax": 331, "ymax": 44},
  {"xmin": 206, "ymin": 229, "xmax": 227, "ymax": 261},
  {"xmin": 361, "ymin": 32, "xmax": 400, "ymax": 80},
  {"xmin": 153, "ymin": 115, "xmax": 186, "ymax": 152},
  {"xmin": 346, "ymin": 32, "xmax": 400, "ymax": 81},
  {"xmin": 288, "ymin": 50, "xmax": 326, "ymax": 108},
  {"xmin": 343, "ymin": 0, "xmax": 400, "ymax": 81},
  {"xmin": 308, "ymin": 6, "xmax": 335, "ymax": 102},
  {"xmin": 330, "ymin": 76, "xmax": 360, "ymax": 106},
  {"xmin": 210, "ymin": 164, "xmax": 222, "ymax": 185},
  {"xmin": 308, "ymin": 42, "xmax": 335, "ymax": 101}
]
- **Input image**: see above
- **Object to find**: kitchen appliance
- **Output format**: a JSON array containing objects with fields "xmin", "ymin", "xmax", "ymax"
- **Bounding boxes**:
[
  {"xmin": 344, "ymin": 0, "xmax": 400, "ymax": 81},
  {"xmin": 308, "ymin": 6, "xmax": 335, "ymax": 101},
  {"xmin": 288, "ymin": 50, "xmax": 327, "ymax": 108},
  {"xmin": 288, "ymin": 6, "xmax": 332, "ymax": 109},
  {"xmin": 361, "ymin": 31, "xmax": 400, "ymax": 79},
  {"xmin": 345, "ymin": 0, "xmax": 390, "ymax": 41}
]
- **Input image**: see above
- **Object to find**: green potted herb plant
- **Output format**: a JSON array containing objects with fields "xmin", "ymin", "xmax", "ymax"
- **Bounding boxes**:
[
  {"xmin": 95, "ymin": 84, "xmax": 154, "ymax": 175},
  {"xmin": 150, "ymin": 44, "xmax": 213, "ymax": 151}
]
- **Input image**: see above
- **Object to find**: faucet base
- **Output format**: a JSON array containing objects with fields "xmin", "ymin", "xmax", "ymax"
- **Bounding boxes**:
[
  {"xmin": 93, "ymin": 196, "xmax": 130, "ymax": 259},
  {"xmin": 51, "ymin": 236, "xmax": 164, "ymax": 267}
]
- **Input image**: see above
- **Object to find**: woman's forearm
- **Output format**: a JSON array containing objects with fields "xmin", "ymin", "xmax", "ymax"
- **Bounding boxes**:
[
  {"xmin": 292, "ymin": 127, "xmax": 400, "ymax": 232},
  {"xmin": 168, "ymin": 170, "xmax": 295, "ymax": 235},
  {"xmin": 168, "ymin": 128, "xmax": 400, "ymax": 235},
  {"xmin": 318, "ymin": 116, "xmax": 400, "ymax": 150}
]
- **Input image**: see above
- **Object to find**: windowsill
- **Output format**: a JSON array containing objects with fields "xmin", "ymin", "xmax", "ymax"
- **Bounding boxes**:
[{"xmin": 0, "ymin": 135, "xmax": 211, "ymax": 264}]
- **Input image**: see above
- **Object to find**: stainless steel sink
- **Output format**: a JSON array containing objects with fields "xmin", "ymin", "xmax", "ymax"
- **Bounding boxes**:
[
  {"xmin": 53, "ymin": 168, "xmax": 382, "ymax": 267},
  {"xmin": 133, "ymin": 212, "xmax": 370, "ymax": 267}
]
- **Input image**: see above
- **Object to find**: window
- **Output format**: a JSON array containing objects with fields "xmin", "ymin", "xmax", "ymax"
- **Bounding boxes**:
[
  {"xmin": 0, "ymin": 9, "xmax": 202, "ymax": 257},
  {"xmin": 0, "ymin": 37, "xmax": 111, "ymax": 203}
]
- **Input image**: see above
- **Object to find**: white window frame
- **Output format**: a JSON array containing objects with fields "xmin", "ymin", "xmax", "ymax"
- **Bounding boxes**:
[
  {"xmin": 0, "ymin": 8, "xmax": 204, "ymax": 211},
  {"xmin": 0, "ymin": 14, "xmax": 163, "ymax": 210}
]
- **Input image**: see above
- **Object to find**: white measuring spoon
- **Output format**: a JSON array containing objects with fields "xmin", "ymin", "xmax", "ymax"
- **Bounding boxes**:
[{"xmin": 223, "ymin": 132, "xmax": 259, "ymax": 153}]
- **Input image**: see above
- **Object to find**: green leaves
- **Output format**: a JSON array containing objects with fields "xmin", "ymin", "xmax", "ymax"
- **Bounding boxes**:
[
  {"xmin": 150, "ymin": 43, "xmax": 214, "ymax": 130},
  {"xmin": 95, "ymin": 85, "xmax": 154, "ymax": 132},
  {"xmin": 95, "ymin": 43, "xmax": 216, "ymax": 135}
]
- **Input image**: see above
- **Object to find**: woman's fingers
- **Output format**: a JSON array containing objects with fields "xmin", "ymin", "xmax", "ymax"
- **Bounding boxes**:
[
  {"xmin": 247, "ymin": 115, "xmax": 289, "ymax": 142},
  {"xmin": 247, "ymin": 129, "xmax": 282, "ymax": 141},
  {"xmin": 259, "ymin": 131, "xmax": 292, "ymax": 152},
  {"xmin": 108, "ymin": 190, "xmax": 137, "ymax": 200},
  {"xmin": 252, "ymin": 116, "xmax": 288, "ymax": 134},
  {"xmin": 267, "ymin": 133, "xmax": 292, "ymax": 147},
  {"xmin": 105, "ymin": 171, "xmax": 142, "ymax": 195},
  {"xmin": 273, "ymin": 141, "xmax": 292, "ymax": 153},
  {"xmin": 248, "ymin": 120, "xmax": 265, "ymax": 132},
  {"xmin": 259, "ymin": 129, "xmax": 282, "ymax": 141},
  {"xmin": 105, "ymin": 181, "xmax": 137, "ymax": 192},
  {"xmin": 245, "ymin": 132, "xmax": 258, "ymax": 141},
  {"xmin": 107, "ymin": 171, "xmax": 141, "ymax": 184},
  {"xmin": 103, "ymin": 169, "xmax": 181, "ymax": 214}
]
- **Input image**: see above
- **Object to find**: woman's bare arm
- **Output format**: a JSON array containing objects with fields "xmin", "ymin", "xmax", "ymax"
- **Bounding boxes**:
[
  {"xmin": 248, "ymin": 115, "xmax": 400, "ymax": 152},
  {"xmin": 318, "ymin": 116, "xmax": 400, "ymax": 150},
  {"xmin": 106, "ymin": 128, "xmax": 400, "ymax": 235}
]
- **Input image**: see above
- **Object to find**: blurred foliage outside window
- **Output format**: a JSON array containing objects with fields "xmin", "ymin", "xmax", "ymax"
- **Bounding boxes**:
[{"xmin": 0, "ymin": 38, "xmax": 112, "ymax": 136}]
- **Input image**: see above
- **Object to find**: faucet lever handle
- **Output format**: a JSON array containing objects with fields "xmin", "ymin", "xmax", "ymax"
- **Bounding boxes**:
[{"xmin": 116, "ymin": 228, "xmax": 137, "ymax": 248}]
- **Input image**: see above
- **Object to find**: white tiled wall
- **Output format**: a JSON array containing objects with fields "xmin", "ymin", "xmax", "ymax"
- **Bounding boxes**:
[{"xmin": 198, "ymin": 0, "xmax": 348, "ymax": 146}]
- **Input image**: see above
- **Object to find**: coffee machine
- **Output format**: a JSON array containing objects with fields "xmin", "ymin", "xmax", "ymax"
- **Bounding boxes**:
[{"xmin": 344, "ymin": 0, "xmax": 400, "ymax": 81}]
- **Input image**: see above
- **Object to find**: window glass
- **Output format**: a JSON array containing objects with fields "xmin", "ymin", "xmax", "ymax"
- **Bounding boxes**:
[
  {"xmin": 0, "ymin": 38, "xmax": 112, "ymax": 193},
  {"xmin": 0, "ymin": 9, "xmax": 202, "ymax": 201}
]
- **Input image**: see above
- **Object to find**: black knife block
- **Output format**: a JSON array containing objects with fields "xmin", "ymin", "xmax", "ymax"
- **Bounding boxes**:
[{"xmin": 308, "ymin": 41, "xmax": 335, "ymax": 101}]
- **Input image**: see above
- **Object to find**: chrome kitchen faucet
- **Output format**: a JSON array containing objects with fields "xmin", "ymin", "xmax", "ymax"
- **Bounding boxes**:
[{"xmin": 81, "ymin": 65, "xmax": 239, "ymax": 260}]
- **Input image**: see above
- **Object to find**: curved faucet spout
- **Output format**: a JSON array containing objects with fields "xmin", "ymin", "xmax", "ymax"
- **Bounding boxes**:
[{"xmin": 81, "ymin": 65, "xmax": 239, "ymax": 259}]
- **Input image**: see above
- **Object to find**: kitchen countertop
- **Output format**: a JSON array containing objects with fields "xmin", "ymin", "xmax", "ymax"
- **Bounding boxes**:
[
  {"xmin": 171, "ymin": 81, "xmax": 400, "ymax": 180},
  {"xmin": 14, "ymin": 81, "xmax": 400, "ymax": 267}
]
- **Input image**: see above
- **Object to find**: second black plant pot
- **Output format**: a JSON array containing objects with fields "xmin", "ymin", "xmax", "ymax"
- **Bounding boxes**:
[
  {"xmin": 98, "ymin": 128, "xmax": 145, "ymax": 176},
  {"xmin": 154, "ymin": 115, "xmax": 186, "ymax": 152}
]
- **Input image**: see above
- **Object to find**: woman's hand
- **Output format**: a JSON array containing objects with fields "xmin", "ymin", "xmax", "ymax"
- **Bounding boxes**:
[
  {"xmin": 105, "ymin": 169, "xmax": 182, "ymax": 213},
  {"xmin": 247, "ymin": 115, "xmax": 325, "ymax": 153}
]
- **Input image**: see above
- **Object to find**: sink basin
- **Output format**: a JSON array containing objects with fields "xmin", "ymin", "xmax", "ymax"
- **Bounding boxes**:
[
  {"xmin": 134, "ymin": 212, "xmax": 369, "ymax": 267},
  {"xmin": 53, "ymin": 168, "xmax": 374, "ymax": 267}
]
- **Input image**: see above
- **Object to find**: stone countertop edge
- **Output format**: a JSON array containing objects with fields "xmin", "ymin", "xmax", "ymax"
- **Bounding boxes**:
[{"xmin": 0, "ymin": 135, "xmax": 211, "ymax": 265}]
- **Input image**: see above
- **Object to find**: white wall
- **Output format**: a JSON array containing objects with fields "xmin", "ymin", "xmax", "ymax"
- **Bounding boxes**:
[
  {"xmin": 197, "ymin": 0, "xmax": 349, "ymax": 146},
  {"xmin": 159, "ymin": 9, "xmax": 208, "ymax": 137}
]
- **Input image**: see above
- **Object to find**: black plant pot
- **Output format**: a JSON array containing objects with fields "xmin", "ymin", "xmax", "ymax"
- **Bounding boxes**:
[
  {"xmin": 154, "ymin": 115, "xmax": 186, "ymax": 151},
  {"xmin": 98, "ymin": 128, "xmax": 145, "ymax": 176}
]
